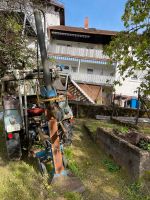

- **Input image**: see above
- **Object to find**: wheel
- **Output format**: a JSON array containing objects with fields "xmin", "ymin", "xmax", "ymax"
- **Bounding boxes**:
[
  {"xmin": 5, "ymin": 132, "xmax": 22, "ymax": 160},
  {"xmin": 37, "ymin": 159, "xmax": 48, "ymax": 176}
]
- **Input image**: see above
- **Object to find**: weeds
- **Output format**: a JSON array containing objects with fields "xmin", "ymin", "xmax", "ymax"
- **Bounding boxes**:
[
  {"xmin": 138, "ymin": 139, "xmax": 150, "ymax": 151},
  {"xmin": 64, "ymin": 147, "xmax": 80, "ymax": 176},
  {"xmin": 85, "ymin": 119, "xmax": 129, "ymax": 135},
  {"xmin": 102, "ymin": 159, "xmax": 120, "ymax": 172},
  {"xmin": 64, "ymin": 192, "xmax": 83, "ymax": 200},
  {"xmin": 117, "ymin": 126, "xmax": 129, "ymax": 134},
  {"xmin": 68, "ymin": 160, "xmax": 80, "ymax": 176},
  {"xmin": 64, "ymin": 147, "xmax": 73, "ymax": 160},
  {"xmin": 125, "ymin": 181, "xmax": 150, "ymax": 200}
]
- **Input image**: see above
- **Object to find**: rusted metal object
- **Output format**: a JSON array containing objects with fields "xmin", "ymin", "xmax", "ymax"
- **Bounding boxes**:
[{"xmin": 49, "ymin": 118, "xmax": 64, "ymax": 174}]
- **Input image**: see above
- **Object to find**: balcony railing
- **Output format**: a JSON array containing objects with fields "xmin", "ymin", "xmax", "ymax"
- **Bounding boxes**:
[
  {"xmin": 48, "ymin": 44, "xmax": 109, "ymax": 60},
  {"xmin": 71, "ymin": 73, "xmax": 115, "ymax": 85}
]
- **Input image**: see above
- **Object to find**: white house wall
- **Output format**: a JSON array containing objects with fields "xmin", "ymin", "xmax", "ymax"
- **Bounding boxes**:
[
  {"xmin": 115, "ymin": 68, "xmax": 141, "ymax": 97},
  {"xmin": 115, "ymin": 67, "xmax": 146, "ymax": 97},
  {"xmin": 45, "ymin": 6, "xmax": 60, "ymax": 27},
  {"xmin": 53, "ymin": 59, "xmax": 114, "ymax": 76},
  {"xmin": 79, "ymin": 62, "xmax": 114, "ymax": 76},
  {"xmin": 115, "ymin": 79, "xmax": 141, "ymax": 97}
]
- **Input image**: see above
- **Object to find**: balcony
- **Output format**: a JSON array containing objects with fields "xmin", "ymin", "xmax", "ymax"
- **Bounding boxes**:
[
  {"xmin": 71, "ymin": 73, "xmax": 115, "ymax": 85},
  {"xmin": 48, "ymin": 44, "xmax": 109, "ymax": 60}
]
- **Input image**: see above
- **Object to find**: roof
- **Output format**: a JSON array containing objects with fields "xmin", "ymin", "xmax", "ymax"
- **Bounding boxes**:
[
  {"xmin": 48, "ymin": 25, "xmax": 118, "ymax": 44},
  {"xmin": 48, "ymin": 25, "xmax": 118, "ymax": 36},
  {"xmin": 47, "ymin": 0, "xmax": 64, "ymax": 9}
]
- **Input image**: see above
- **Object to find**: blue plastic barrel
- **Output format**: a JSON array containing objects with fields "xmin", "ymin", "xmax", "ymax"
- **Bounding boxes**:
[{"xmin": 130, "ymin": 98, "xmax": 138, "ymax": 108}]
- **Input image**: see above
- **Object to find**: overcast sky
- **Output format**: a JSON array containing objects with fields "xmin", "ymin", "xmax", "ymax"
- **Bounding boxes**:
[{"xmin": 61, "ymin": 0, "xmax": 127, "ymax": 31}]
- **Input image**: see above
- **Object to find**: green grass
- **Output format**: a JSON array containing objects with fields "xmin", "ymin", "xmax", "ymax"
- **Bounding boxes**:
[
  {"xmin": 0, "ymin": 123, "xmax": 55, "ymax": 200},
  {"xmin": 0, "ymin": 119, "xmax": 150, "ymax": 200},
  {"xmin": 64, "ymin": 147, "xmax": 81, "ymax": 176},
  {"xmin": 64, "ymin": 119, "xmax": 150, "ymax": 200},
  {"xmin": 139, "ymin": 124, "xmax": 150, "ymax": 135},
  {"xmin": 124, "ymin": 181, "xmax": 150, "ymax": 200},
  {"xmin": 64, "ymin": 192, "xmax": 83, "ymax": 200},
  {"xmin": 84, "ymin": 119, "xmax": 129, "ymax": 135},
  {"xmin": 102, "ymin": 159, "xmax": 120, "ymax": 173},
  {"xmin": 85, "ymin": 119, "xmax": 150, "ymax": 136},
  {"xmin": 0, "ymin": 121, "xmax": 72, "ymax": 200},
  {"xmin": 0, "ymin": 162, "xmax": 49, "ymax": 200}
]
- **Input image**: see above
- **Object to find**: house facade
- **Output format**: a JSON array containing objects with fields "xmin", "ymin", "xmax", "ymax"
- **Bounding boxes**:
[
  {"xmin": 0, "ymin": 1, "xmax": 144, "ymax": 106},
  {"xmin": 115, "ymin": 69, "xmax": 145, "ymax": 98},
  {"xmin": 47, "ymin": 25, "xmax": 117, "ymax": 105}
]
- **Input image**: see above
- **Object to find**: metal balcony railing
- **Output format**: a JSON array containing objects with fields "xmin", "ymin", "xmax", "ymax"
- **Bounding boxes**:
[
  {"xmin": 48, "ymin": 44, "xmax": 109, "ymax": 60},
  {"xmin": 71, "ymin": 73, "xmax": 115, "ymax": 85}
]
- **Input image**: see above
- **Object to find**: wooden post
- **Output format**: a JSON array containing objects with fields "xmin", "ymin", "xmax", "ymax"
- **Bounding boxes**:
[
  {"xmin": 111, "ymin": 92, "xmax": 116, "ymax": 119},
  {"xmin": 100, "ymin": 86, "xmax": 103, "ymax": 105},
  {"xmin": 49, "ymin": 118, "xmax": 64, "ymax": 174},
  {"xmin": 45, "ymin": 107, "xmax": 64, "ymax": 175},
  {"xmin": 135, "ymin": 88, "xmax": 140, "ymax": 125}
]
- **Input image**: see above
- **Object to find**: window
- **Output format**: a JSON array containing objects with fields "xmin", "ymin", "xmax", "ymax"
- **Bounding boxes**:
[
  {"xmin": 67, "ymin": 44, "xmax": 72, "ymax": 47},
  {"xmin": 64, "ymin": 66, "xmax": 70, "ymax": 70},
  {"xmin": 72, "ymin": 67, "xmax": 77, "ymax": 73},
  {"xmin": 131, "ymin": 75, "xmax": 138, "ymax": 80},
  {"xmin": 87, "ymin": 68, "xmax": 93, "ymax": 74},
  {"xmin": 87, "ymin": 46, "xmax": 93, "ymax": 49}
]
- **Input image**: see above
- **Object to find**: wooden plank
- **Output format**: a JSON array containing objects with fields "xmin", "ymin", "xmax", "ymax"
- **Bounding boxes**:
[{"xmin": 49, "ymin": 119, "xmax": 64, "ymax": 174}]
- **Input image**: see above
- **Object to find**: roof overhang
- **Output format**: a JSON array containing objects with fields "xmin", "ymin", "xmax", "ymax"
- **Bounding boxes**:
[{"xmin": 49, "ymin": 25, "xmax": 118, "ymax": 44}]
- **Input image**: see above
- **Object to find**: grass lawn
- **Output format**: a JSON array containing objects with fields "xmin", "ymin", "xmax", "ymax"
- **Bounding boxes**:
[
  {"xmin": 0, "ymin": 119, "xmax": 150, "ymax": 200},
  {"xmin": 139, "ymin": 124, "xmax": 150, "ymax": 135},
  {"xmin": 64, "ymin": 119, "xmax": 150, "ymax": 200},
  {"xmin": 84, "ymin": 118, "xmax": 150, "ymax": 136},
  {"xmin": 0, "ymin": 121, "xmax": 68, "ymax": 200},
  {"xmin": 83, "ymin": 119, "xmax": 129, "ymax": 135},
  {"xmin": 0, "ymin": 122, "xmax": 53, "ymax": 200}
]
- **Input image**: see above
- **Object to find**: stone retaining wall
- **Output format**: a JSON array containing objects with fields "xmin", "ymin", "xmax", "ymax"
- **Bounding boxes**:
[{"xmin": 96, "ymin": 127, "xmax": 150, "ymax": 180}]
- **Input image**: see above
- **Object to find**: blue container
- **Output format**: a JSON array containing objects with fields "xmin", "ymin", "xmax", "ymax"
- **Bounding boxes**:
[{"xmin": 130, "ymin": 98, "xmax": 138, "ymax": 108}]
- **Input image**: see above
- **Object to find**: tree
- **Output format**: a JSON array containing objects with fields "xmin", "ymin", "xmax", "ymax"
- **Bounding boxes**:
[
  {"xmin": 0, "ymin": 0, "xmax": 58, "ymax": 78},
  {"xmin": 105, "ymin": 0, "xmax": 150, "ymax": 95},
  {"xmin": 0, "ymin": 4, "xmax": 36, "ymax": 77}
]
